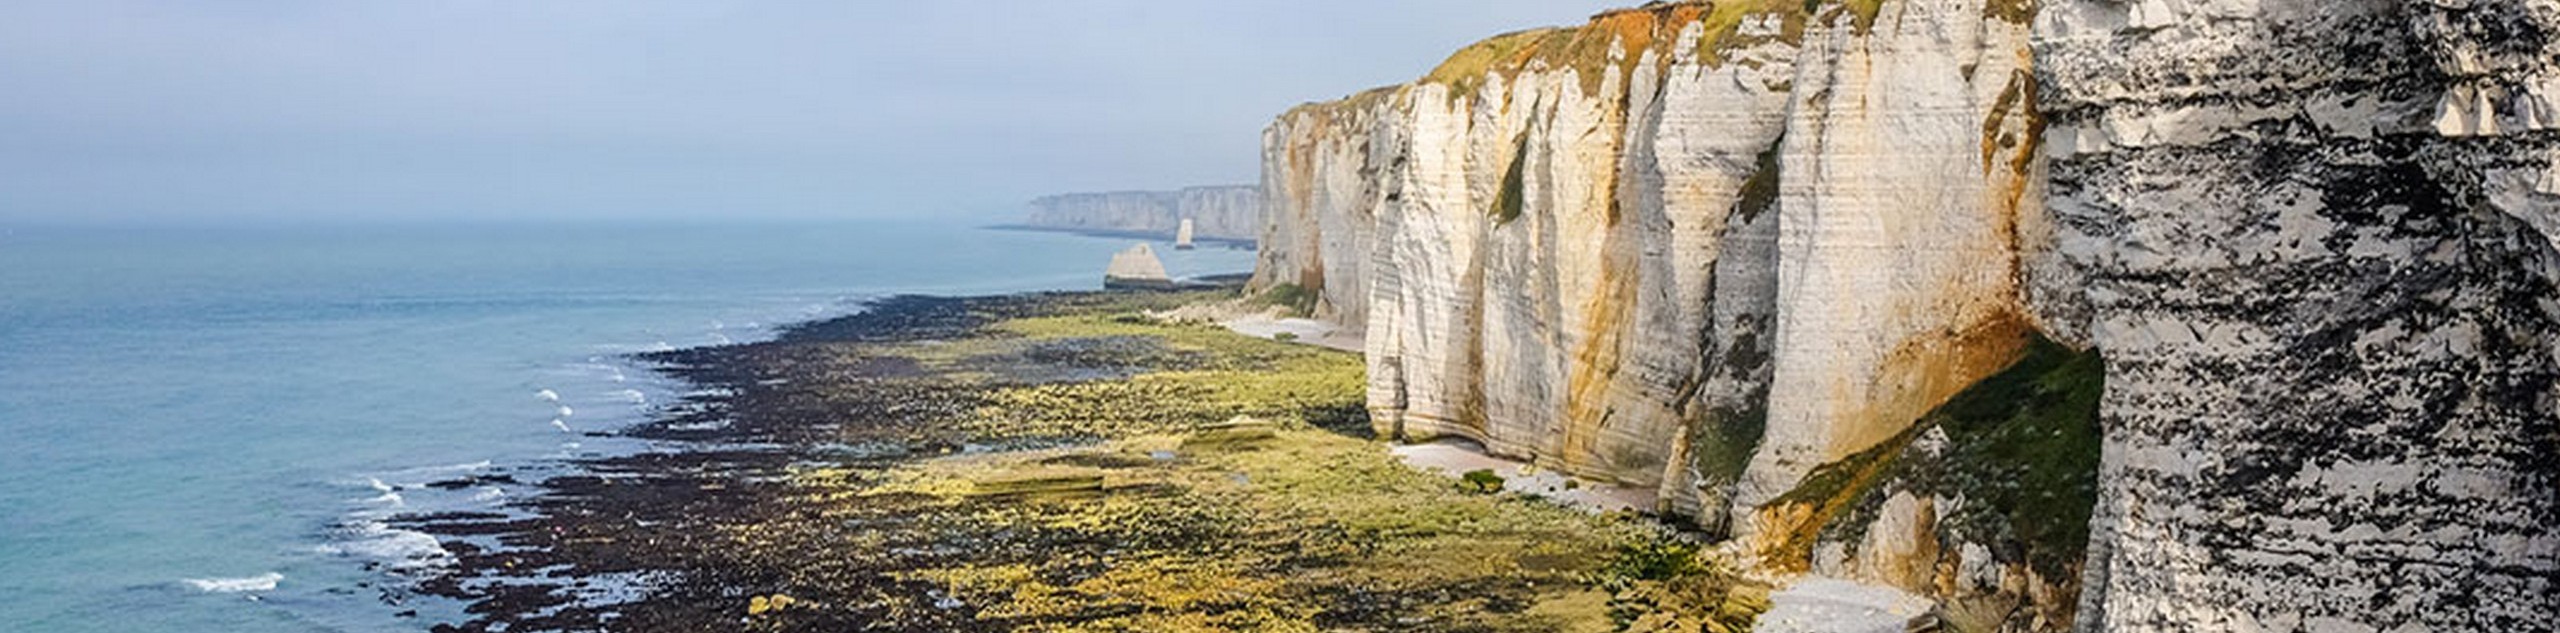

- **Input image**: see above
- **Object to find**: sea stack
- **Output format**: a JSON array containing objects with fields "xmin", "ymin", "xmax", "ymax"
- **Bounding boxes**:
[
  {"xmin": 1102, "ymin": 243, "xmax": 1172, "ymax": 290},
  {"xmin": 1174, "ymin": 218, "xmax": 1196, "ymax": 250}
]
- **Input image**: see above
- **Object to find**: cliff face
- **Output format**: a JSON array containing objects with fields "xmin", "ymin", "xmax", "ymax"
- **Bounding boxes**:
[
  {"xmin": 1258, "ymin": 1, "xmax": 2043, "ymax": 507},
  {"xmin": 1253, "ymin": 0, "xmax": 2560, "ymax": 631},
  {"xmin": 2038, "ymin": 0, "xmax": 2560, "ymax": 629},
  {"xmin": 1249, "ymin": 88, "xmax": 1399, "ymax": 324},
  {"xmin": 1020, "ymin": 185, "xmax": 1262, "ymax": 241}
]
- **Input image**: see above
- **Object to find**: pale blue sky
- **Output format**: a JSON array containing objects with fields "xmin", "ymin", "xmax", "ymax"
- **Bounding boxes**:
[{"xmin": 0, "ymin": 1, "xmax": 1606, "ymax": 225}]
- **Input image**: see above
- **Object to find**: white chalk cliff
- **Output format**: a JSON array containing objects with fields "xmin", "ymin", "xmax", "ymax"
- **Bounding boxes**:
[
  {"xmin": 1022, "ymin": 186, "xmax": 1262, "ymax": 241},
  {"xmin": 1248, "ymin": 1, "xmax": 2560, "ymax": 631}
]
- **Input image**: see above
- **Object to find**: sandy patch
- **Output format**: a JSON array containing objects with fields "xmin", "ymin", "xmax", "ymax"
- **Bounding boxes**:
[
  {"xmin": 1752, "ymin": 577, "xmax": 1933, "ymax": 633},
  {"xmin": 1391, "ymin": 440, "xmax": 1655, "ymax": 513},
  {"xmin": 1222, "ymin": 314, "xmax": 1363, "ymax": 352}
]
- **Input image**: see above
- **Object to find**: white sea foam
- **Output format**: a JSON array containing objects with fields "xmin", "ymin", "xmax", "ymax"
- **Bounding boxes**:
[
  {"xmin": 536, "ymin": 389, "xmax": 561, "ymax": 402},
  {"xmin": 709, "ymin": 333, "xmax": 734, "ymax": 345},
  {"xmin": 321, "ymin": 522, "xmax": 454, "ymax": 571},
  {"xmin": 614, "ymin": 389, "xmax": 647, "ymax": 405},
  {"xmin": 551, "ymin": 419, "xmax": 573, "ymax": 433},
  {"xmin": 472, "ymin": 486, "xmax": 507, "ymax": 502},
  {"xmin": 556, "ymin": 405, "xmax": 575, "ymax": 418},
  {"xmin": 183, "ymin": 573, "xmax": 282, "ymax": 593},
  {"xmin": 365, "ymin": 460, "xmax": 491, "ymax": 483}
]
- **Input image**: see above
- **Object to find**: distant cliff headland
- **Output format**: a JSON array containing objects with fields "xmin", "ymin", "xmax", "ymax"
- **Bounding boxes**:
[{"xmin": 1000, "ymin": 185, "xmax": 1262, "ymax": 244}]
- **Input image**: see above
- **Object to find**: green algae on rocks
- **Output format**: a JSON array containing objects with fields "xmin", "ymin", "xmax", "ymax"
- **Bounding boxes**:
[{"xmin": 401, "ymin": 289, "xmax": 1761, "ymax": 633}]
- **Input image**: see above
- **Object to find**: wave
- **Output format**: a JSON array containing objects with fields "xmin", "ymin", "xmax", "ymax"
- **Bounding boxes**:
[
  {"xmin": 183, "ymin": 572, "xmax": 283, "ymax": 593},
  {"xmin": 536, "ymin": 389, "xmax": 561, "ymax": 402},
  {"xmin": 362, "ymin": 461, "xmax": 492, "ymax": 484},
  {"xmin": 320, "ymin": 522, "xmax": 453, "ymax": 571}
]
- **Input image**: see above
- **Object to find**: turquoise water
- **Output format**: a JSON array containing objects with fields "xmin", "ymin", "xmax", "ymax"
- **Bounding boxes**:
[{"xmin": 0, "ymin": 220, "xmax": 1256, "ymax": 632}]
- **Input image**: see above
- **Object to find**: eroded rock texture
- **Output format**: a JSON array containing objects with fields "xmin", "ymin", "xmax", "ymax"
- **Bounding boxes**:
[
  {"xmin": 2036, "ymin": 0, "xmax": 2560, "ymax": 630},
  {"xmin": 1251, "ymin": 0, "xmax": 2560, "ymax": 630}
]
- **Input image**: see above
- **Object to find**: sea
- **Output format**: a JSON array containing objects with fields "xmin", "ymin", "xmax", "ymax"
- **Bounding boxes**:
[{"xmin": 0, "ymin": 219, "xmax": 1258, "ymax": 632}]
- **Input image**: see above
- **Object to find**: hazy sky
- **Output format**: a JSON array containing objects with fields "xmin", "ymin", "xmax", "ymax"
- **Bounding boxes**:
[{"xmin": 0, "ymin": 1, "xmax": 1607, "ymax": 225}]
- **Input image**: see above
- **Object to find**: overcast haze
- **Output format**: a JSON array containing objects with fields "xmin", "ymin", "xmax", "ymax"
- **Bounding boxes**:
[{"xmin": 0, "ymin": 1, "xmax": 1613, "ymax": 225}]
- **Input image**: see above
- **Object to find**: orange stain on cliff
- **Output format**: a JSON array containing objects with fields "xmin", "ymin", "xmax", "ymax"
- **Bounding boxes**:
[
  {"xmin": 1542, "ymin": 7, "xmax": 1675, "ymax": 482},
  {"xmin": 1831, "ymin": 310, "xmax": 2032, "ymax": 458},
  {"xmin": 1556, "ymin": 240, "xmax": 1641, "ymax": 479}
]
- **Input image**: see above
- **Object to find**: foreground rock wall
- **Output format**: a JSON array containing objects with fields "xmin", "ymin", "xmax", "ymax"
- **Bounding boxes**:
[
  {"xmin": 2037, "ymin": 0, "xmax": 2560, "ymax": 629},
  {"xmin": 1253, "ymin": 0, "xmax": 2560, "ymax": 630},
  {"xmin": 1021, "ymin": 185, "xmax": 1262, "ymax": 240}
]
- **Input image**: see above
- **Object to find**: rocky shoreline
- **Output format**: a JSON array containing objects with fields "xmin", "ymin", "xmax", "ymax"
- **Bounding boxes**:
[{"xmin": 390, "ymin": 288, "xmax": 1768, "ymax": 633}]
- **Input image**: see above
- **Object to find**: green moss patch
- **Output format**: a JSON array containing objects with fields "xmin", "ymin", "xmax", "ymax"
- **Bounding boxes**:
[
  {"xmin": 1422, "ymin": 28, "xmax": 1560, "ymax": 100},
  {"xmin": 1493, "ymin": 131, "xmax": 1532, "ymax": 224},
  {"xmin": 1983, "ymin": 0, "xmax": 2034, "ymax": 24},
  {"xmin": 1592, "ymin": 540, "xmax": 1772, "ymax": 632},
  {"xmin": 1254, "ymin": 282, "xmax": 1319, "ymax": 317},
  {"xmin": 1697, "ymin": 0, "xmax": 1812, "ymax": 68},
  {"xmin": 1733, "ymin": 134, "xmax": 1785, "ymax": 224},
  {"xmin": 1762, "ymin": 420, "xmax": 1926, "ymax": 567},
  {"xmin": 1919, "ymin": 334, "xmax": 2104, "ymax": 577},
  {"xmin": 1768, "ymin": 331, "xmax": 2104, "ymax": 582}
]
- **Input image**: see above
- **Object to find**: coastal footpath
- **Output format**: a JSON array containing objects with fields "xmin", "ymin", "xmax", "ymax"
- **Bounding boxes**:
[
  {"xmin": 1248, "ymin": 1, "xmax": 2560, "ymax": 631},
  {"xmin": 1017, "ymin": 185, "xmax": 1264, "ymax": 242}
]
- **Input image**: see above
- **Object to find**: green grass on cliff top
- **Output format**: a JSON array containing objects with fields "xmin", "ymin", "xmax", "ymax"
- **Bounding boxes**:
[{"xmin": 1415, "ymin": 0, "xmax": 1909, "ymax": 98}]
